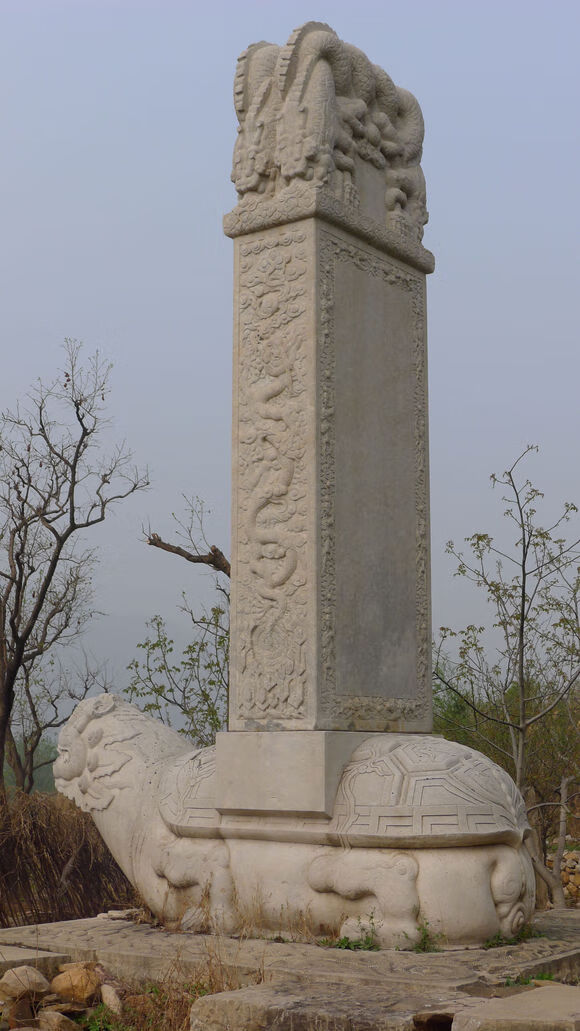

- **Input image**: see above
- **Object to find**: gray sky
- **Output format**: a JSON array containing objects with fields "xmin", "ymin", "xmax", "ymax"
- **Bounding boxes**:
[{"xmin": 1, "ymin": 0, "xmax": 579, "ymax": 685}]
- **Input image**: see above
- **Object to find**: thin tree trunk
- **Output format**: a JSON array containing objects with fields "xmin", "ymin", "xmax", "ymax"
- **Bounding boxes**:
[
  {"xmin": 550, "ymin": 777, "xmax": 571, "ymax": 909},
  {"xmin": 0, "ymin": 695, "xmax": 10, "ymax": 801},
  {"xmin": 525, "ymin": 801, "xmax": 549, "ymax": 910},
  {"xmin": 515, "ymin": 728, "xmax": 526, "ymax": 791},
  {"xmin": 531, "ymin": 854, "xmax": 566, "ymax": 909},
  {"xmin": 6, "ymin": 729, "xmax": 25, "ymax": 791}
]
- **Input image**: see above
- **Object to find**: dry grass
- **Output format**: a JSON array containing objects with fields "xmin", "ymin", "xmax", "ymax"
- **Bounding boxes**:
[
  {"xmin": 230, "ymin": 885, "xmax": 343, "ymax": 945},
  {"xmin": 0, "ymin": 791, "xmax": 137, "ymax": 927},
  {"xmin": 77, "ymin": 951, "xmax": 264, "ymax": 1031},
  {"xmin": 83, "ymin": 984, "xmax": 196, "ymax": 1031}
]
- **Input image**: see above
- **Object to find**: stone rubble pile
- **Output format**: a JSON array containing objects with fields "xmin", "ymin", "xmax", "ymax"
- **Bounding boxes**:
[
  {"xmin": 547, "ymin": 851, "xmax": 580, "ymax": 904},
  {"xmin": 0, "ymin": 961, "xmax": 124, "ymax": 1030}
]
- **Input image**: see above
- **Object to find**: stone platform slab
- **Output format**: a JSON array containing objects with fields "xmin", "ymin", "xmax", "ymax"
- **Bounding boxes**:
[
  {"xmin": 0, "ymin": 910, "xmax": 577, "ymax": 1029},
  {"xmin": 0, "ymin": 946, "xmax": 70, "ymax": 977},
  {"xmin": 451, "ymin": 983, "xmax": 580, "ymax": 1030}
]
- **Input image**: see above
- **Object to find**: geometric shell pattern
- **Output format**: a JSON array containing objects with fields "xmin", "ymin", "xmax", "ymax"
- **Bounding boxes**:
[
  {"xmin": 54, "ymin": 696, "xmax": 530, "ymax": 849},
  {"xmin": 155, "ymin": 733, "xmax": 531, "ymax": 849},
  {"xmin": 330, "ymin": 735, "xmax": 530, "ymax": 848}
]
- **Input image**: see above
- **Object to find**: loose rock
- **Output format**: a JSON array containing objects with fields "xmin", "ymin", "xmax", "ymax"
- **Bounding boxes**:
[
  {"xmin": 0, "ymin": 968, "xmax": 50, "ymax": 1001},
  {"xmin": 37, "ymin": 1012, "xmax": 79, "ymax": 1031},
  {"xmin": 50, "ymin": 964, "xmax": 101, "ymax": 1005},
  {"xmin": 100, "ymin": 983, "xmax": 122, "ymax": 1015},
  {"xmin": 38, "ymin": 1003, "xmax": 85, "ymax": 1017}
]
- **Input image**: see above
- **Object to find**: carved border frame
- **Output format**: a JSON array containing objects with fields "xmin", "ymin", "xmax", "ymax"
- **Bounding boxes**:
[{"xmin": 230, "ymin": 225, "xmax": 313, "ymax": 727}]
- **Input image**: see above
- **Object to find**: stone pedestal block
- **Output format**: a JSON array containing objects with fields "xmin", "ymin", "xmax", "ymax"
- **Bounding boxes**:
[{"xmin": 216, "ymin": 730, "xmax": 372, "ymax": 816}]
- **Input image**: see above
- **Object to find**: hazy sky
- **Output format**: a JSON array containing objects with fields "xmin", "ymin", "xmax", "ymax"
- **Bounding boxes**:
[{"xmin": 1, "ymin": 0, "xmax": 579, "ymax": 685}]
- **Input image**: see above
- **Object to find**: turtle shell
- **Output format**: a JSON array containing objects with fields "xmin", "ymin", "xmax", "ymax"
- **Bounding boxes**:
[
  {"xmin": 158, "ymin": 733, "xmax": 529, "ymax": 850},
  {"xmin": 330, "ymin": 734, "xmax": 530, "ymax": 848}
]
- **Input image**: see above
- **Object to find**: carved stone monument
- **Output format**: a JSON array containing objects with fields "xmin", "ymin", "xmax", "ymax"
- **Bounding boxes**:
[
  {"xmin": 218, "ymin": 20, "xmax": 433, "ymax": 817},
  {"xmin": 55, "ymin": 23, "xmax": 535, "ymax": 948}
]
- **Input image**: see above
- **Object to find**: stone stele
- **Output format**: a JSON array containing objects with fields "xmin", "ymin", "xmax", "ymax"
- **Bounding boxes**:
[{"xmin": 55, "ymin": 23, "xmax": 535, "ymax": 948}]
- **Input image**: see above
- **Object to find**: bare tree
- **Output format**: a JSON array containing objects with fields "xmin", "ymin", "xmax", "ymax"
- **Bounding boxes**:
[
  {"xmin": 145, "ymin": 496, "xmax": 230, "ymax": 579},
  {"xmin": 7, "ymin": 656, "xmax": 111, "ymax": 793},
  {"xmin": 0, "ymin": 340, "xmax": 148, "ymax": 796}
]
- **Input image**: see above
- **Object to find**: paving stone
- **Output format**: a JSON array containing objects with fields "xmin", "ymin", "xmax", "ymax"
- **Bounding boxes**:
[
  {"xmin": 0, "ymin": 952, "xmax": 69, "ymax": 979},
  {"xmin": 0, "ymin": 913, "xmax": 578, "ymax": 1030},
  {"xmin": 451, "ymin": 983, "xmax": 580, "ymax": 1029},
  {"xmin": 190, "ymin": 980, "xmax": 420, "ymax": 1031}
]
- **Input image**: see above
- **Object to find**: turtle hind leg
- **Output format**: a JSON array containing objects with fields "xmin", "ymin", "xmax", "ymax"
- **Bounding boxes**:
[{"xmin": 308, "ymin": 848, "xmax": 420, "ymax": 949}]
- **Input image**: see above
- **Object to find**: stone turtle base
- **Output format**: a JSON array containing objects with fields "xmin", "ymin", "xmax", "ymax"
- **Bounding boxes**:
[{"xmin": 0, "ymin": 909, "xmax": 578, "ymax": 1029}]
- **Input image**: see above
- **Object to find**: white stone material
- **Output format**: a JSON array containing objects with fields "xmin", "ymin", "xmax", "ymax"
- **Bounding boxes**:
[
  {"xmin": 55, "ymin": 696, "xmax": 535, "ymax": 949},
  {"xmin": 226, "ymin": 22, "xmax": 434, "ymax": 272},
  {"xmin": 100, "ymin": 984, "xmax": 122, "ymax": 1015},
  {"xmin": 227, "ymin": 26, "xmax": 433, "ymax": 734},
  {"xmin": 54, "ymin": 25, "xmax": 538, "ymax": 952},
  {"xmin": 216, "ymin": 730, "xmax": 372, "ymax": 816}
]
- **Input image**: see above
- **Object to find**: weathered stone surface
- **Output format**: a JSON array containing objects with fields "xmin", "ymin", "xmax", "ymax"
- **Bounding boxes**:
[
  {"xmin": 0, "ymin": 955, "xmax": 68, "ymax": 981},
  {"xmin": 50, "ymin": 964, "xmax": 101, "ymax": 1005},
  {"xmin": 227, "ymin": 218, "xmax": 431, "ymax": 736},
  {"xmin": 451, "ymin": 984, "xmax": 580, "ymax": 1030},
  {"xmin": 216, "ymin": 730, "xmax": 371, "ymax": 816},
  {"xmin": 0, "ymin": 967, "xmax": 50, "ymax": 1000},
  {"xmin": 1, "ymin": 911, "xmax": 578, "ymax": 986},
  {"xmin": 99, "ymin": 983, "xmax": 122, "ymax": 1015},
  {"xmin": 37, "ymin": 1013, "xmax": 79, "ymax": 1031},
  {"xmin": 52, "ymin": 20, "xmax": 539, "ymax": 956},
  {"xmin": 54, "ymin": 697, "xmax": 534, "ymax": 946},
  {"xmin": 1, "ymin": 914, "xmax": 580, "ymax": 1031},
  {"xmin": 190, "ymin": 980, "xmax": 419, "ymax": 1031},
  {"xmin": 224, "ymin": 26, "xmax": 434, "ymax": 740},
  {"xmin": 38, "ymin": 1004, "xmax": 85, "ymax": 1018},
  {"xmin": 188, "ymin": 979, "xmax": 580, "ymax": 1031},
  {"xmin": 226, "ymin": 23, "xmax": 434, "ymax": 273}
]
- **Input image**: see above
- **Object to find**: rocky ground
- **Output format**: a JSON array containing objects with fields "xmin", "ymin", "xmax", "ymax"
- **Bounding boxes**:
[
  {"xmin": 0, "ymin": 909, "xmax": 578, "ymax": 1029},
  {"xmin": 0, "ymin": 960, "xmax": 121, "ymax": 1029}
]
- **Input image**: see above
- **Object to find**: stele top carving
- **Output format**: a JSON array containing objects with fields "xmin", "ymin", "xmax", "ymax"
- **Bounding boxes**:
[{"xmin": 231, "ymin": 21, "xmax": 428, "ymax": 245}]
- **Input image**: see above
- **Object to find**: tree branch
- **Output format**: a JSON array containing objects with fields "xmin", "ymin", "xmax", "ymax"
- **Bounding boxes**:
[{"xmin": 146, "ymin": 533, "xmax": 231, "ymax": 578}]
